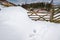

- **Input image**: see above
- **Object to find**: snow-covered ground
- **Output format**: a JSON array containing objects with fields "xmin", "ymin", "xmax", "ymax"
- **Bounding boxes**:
[{"xmin": 0, "ymin": 5, "xmax": 60, "ymax": 40}]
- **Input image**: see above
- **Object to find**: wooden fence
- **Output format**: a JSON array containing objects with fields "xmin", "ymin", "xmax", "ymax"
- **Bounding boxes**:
[
  {"xmin": 52, "ymin": 8, "xmax": 60, "ymax": 23},
  {"xmin": 27, "ymin": 9, "xmax": 60, "ymax": 23},
  {"xmin": 27, "ymin": 10, "xmax": 50, "ymax": 21}
]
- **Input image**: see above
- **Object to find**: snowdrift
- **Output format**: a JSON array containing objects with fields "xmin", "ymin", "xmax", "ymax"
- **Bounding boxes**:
[{"xmin": 0, "ymin": 6, "xmax": 60, "ymax": 40}]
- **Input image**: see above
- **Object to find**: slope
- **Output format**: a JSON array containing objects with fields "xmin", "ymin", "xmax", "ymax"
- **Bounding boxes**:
[{"xmin": 0, "ymin": 6, "xmax": 60, "ymax": 40}]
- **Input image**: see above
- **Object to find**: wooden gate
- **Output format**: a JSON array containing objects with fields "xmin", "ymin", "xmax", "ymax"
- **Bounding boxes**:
[
  {"xmin": 27, "ymin": 10, "xmax": 50, "ymax": 21},
  {"xmin": 52, "ymin": 8, "xmax": 60, "ymax": 23},
  {"xmin": 27, "ymin": 8, "xmax": 60, "ymax": 23}
]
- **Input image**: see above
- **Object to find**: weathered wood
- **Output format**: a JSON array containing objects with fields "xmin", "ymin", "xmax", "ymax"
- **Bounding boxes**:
[
  {"xmin": 27, "ymin": 7, "xmax": 60, "ymax": 23},
  {"xmin": 27, "ymin": 10, "xmax": 50, "ymax": 21}
]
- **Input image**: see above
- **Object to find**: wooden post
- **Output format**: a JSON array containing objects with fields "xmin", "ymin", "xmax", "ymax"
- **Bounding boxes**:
[{"xmin": 50, "ymin": 7, "xmax": 54, "ymax": 22}]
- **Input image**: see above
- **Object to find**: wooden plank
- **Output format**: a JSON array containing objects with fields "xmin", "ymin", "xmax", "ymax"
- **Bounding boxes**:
[{"xmin": 54, "ymin": 15, "xmax": 60, "ymax": 18}]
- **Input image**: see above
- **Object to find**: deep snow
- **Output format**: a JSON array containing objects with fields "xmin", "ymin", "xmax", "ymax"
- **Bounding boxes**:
[{"xmin": 0, "ymin": 5, "xmax": 60, "ymax": 40}]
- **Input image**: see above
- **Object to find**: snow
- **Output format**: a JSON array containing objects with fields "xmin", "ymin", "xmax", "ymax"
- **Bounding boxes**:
[
  {"xmin": 0, "ymin": 6, "xmax": 60, "ymax": 40},
  {"xmin": 0, "ymin": 5, "xmax": 5, "ymax": 9}
]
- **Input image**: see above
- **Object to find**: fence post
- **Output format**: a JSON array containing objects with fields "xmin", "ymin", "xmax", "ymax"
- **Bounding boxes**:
[{"xmin": 50, "ymin": 7, "xmax": 54, "ymax": 22}]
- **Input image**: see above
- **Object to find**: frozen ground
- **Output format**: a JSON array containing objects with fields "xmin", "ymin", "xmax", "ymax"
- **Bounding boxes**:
[{"xmin": 0, "ymin": 5, "xmax": 60, "ymax": 40}]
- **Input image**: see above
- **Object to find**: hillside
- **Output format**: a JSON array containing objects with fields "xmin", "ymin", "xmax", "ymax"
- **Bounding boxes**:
[{"xmin": 0, "ymin": 5, "xmax": 60, "ymax": 40}]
